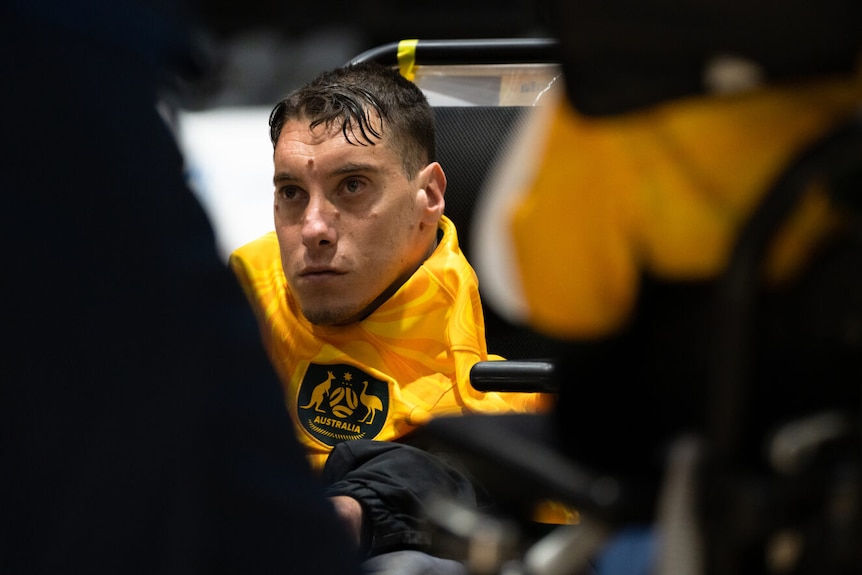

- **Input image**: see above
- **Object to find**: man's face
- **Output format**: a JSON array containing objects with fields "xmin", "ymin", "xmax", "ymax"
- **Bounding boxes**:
[{"xmin": 272, "ymin": 116, "xmax": 440, "ymax": 326}]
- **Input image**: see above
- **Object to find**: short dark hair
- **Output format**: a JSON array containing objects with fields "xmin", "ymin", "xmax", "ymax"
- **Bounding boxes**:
[{"xmin": 269, "ymin": 62, "xmax": 436, "ymax": 180}]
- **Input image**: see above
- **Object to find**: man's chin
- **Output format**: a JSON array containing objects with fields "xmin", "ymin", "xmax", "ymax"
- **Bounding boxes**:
[{"xmin": 301, "ymin": 305, "xmax": 362, "ymax": 327}]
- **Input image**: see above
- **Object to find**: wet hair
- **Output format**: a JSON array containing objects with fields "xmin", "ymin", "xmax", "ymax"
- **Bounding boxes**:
[{"xmin": 268, "ymin": 62, "xmax": 436, "ymax": 180}]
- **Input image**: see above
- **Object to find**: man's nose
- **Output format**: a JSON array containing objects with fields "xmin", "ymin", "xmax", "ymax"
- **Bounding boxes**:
[{"xmin": 301, "ymin": 196, "xmax": 337, "ymax": 247}]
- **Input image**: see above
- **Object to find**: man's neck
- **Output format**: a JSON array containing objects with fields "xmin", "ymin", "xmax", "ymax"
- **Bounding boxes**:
[{"xmin": 343, "ymin": 232, "xmax": 440, "ymax": 325}]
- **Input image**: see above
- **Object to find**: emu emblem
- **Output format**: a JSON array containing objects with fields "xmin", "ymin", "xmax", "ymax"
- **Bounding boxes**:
[{"xmin": 296, "ymin": 363, "xmax": 389, "ymax": 447}]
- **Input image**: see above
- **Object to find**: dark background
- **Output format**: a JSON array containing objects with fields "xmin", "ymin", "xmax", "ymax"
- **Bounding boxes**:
[
  {"xmin": 182, "ymin": 0, "xmax": 552, "ymax": 108},
  {"xmin": 199, "ymin": 1, "xmax": 550, "ymax": 46}
]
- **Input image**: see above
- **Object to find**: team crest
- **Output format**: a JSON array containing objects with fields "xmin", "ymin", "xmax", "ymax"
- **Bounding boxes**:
[{"xmin": 297, "ymin": 363, "xmax": 389, "ymax": 446}]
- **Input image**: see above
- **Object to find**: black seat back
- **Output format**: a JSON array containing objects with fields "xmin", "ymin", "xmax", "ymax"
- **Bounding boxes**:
[{"xmin": 432, "ymin": 106, "xmax": 561, "ymax": 360}]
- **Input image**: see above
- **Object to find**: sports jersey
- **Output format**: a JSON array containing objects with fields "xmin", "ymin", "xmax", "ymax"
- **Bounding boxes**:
[
  {"xmin": 475, "ymin": 75, "xmax": 862, "ymax": 340},
  {"xmin": 231, "ymin": 215, "xmax": 551, "ymax": 471}
]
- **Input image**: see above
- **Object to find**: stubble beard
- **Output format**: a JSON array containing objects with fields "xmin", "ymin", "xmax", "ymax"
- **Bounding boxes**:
[{"xmin": 301, "ymin": 301, "xmax": 365, "ymax": 327}]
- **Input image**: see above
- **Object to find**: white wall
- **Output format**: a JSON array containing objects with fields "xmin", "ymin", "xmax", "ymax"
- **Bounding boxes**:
[{"xmin": 177, "ymin": 106, "xmax": 275, "ymax": 261}]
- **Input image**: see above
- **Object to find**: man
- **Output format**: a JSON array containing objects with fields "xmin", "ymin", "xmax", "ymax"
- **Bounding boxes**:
[{"xmin": 230, "ymin": 62, "xmax": 551, "ymax": 571}]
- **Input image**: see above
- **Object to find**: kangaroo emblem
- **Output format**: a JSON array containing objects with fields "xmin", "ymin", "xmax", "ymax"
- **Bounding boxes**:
[
  {"xmin": 358, "ymin": 380, "xmax": 384, "ymax": 425},
  {"xmin": 300, "ymin": 370, "xmax": 335, "ymax": 413}
]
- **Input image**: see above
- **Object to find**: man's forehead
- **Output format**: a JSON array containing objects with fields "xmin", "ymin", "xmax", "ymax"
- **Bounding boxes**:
[
  {"xmin": 276, "ymin": 125, "xmax": 388, "ymax": 154},
  {"xmin": 286, "ymin": 111, "xmax": 386, "ymax": 144},
  {"xmin": 273, "ymin": 121, "xmax": 398, "ymax": 179}
]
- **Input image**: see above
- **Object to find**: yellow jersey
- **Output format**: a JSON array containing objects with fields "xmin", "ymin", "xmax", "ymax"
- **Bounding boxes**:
[{"xmin": 231, "ymin": 215, "xmax": 552, "ymax": 470}]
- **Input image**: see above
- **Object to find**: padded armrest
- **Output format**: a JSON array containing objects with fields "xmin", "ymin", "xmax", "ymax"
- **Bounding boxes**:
[{"xmin": 470, "ymin": 360, "xmax": 559, "ymax": 393}]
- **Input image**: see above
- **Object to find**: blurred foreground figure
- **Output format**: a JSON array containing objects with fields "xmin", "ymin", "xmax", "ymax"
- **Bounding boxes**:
[
  {"xmin": 0, "ymin": 2, "xmax": 357, "ymax": 573},
  {"xmin": 475, "ymin": 0, "xmax": 862, "ymax": 572}
]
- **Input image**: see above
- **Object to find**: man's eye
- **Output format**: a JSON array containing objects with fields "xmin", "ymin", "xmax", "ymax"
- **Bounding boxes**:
[
  {"xmin": 344, "ymin": 179, "xmax": 362, "ymax": 194},
  {"xmin": 277, "ymin": 186, "xmax": 299, "ymax": 200}
]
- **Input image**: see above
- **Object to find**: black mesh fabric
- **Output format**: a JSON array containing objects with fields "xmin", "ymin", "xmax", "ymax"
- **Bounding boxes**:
[{"xmin": 432, "ymin": 106, "xmax": 561, "ymax": 360}]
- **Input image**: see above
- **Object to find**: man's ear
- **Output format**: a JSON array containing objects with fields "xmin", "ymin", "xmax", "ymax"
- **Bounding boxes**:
[{"xmin": 418, "ymin": 162, "xmax": 446, "ymax": 225}]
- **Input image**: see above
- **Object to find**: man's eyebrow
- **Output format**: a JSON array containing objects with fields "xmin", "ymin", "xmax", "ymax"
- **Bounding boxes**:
[
  {"xmin": 273, "ymin": 171, "xmax": 296, "ymax": 185},
  {"xmin": 331, "ymin": 161, "xmax": 380, "ymax": 176},
  {"xmin": 272, "ymin": 162, "xmax": 382, "ymax": 185}
]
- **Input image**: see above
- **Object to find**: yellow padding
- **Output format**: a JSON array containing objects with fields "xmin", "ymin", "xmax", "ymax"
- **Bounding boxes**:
[{"xmin": 397, "ymin": 39, "xmax": 419, "ymax": 82}]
